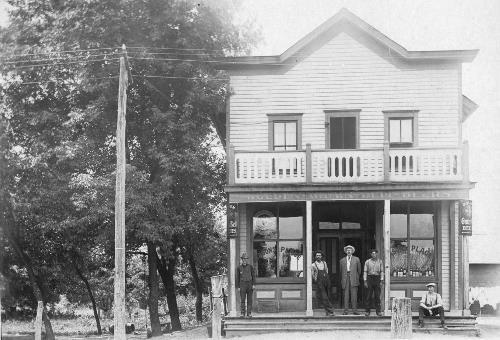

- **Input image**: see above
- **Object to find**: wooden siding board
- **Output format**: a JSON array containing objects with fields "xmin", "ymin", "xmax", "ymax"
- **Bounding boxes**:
[
  {"xmin": 229, "ymin": 32, "xmax": 460, "ymax": 151},
  {"xmin": 440, "ymin": 201, "xmax": 451, "ymax": 310}
]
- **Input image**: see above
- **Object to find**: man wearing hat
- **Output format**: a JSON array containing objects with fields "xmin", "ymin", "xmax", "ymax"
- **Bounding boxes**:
[
  {"xmin": 236, "ymin": 252, "xmax": 255, "ymax": 318},
  {"xmin": 363, "ymin": 249, "xmax": 384, "ymax": 316},
  {"xmin": 418, "ymin": 282, "xmax": 446, "ymax": 328},
  {"xmin": 340, "ymin": 245, "xmax": 362, "ymax": 315}
]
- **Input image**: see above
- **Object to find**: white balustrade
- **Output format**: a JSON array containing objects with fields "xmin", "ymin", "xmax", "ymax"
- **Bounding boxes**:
[
  {"xmin": 233, "ymin": 148, "xmax": 463, "ymax": 184},
  {"xmin": 389, "ymin": 148, "xmax": 462, "ymax": 182},
  {"xmin": 311, "ymin": 150, "xmax": 384, "ymax": 183},
  {"xmin": 234, "ymin": 151, "xmax": 306, "ymax": 184}
]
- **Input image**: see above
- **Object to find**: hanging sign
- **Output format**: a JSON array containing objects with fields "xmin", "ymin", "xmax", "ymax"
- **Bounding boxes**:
[
  {"xmin": 459, "ymin": 200, "xmax": 472, "ymax": 235},
  {"xmin": 227, "ymin": 203, "xmax": 238, "ymax": 238}
]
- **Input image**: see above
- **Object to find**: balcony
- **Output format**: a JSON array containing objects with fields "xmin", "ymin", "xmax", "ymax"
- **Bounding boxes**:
[{"xmin": 229, "ymin": 143, "xmax": 468, "ymax": 185}]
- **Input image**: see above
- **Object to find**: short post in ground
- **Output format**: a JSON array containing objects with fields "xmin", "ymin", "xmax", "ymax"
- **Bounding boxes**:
[{"xmin": 391, "ymin": 297, "xmax": 412, "ymax": 339}]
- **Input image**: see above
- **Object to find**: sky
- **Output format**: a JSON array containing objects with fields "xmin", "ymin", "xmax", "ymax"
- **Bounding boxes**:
[
  {"xmin": 240, "ymin": 0, "xmax": 500, "ymax": 263},
  {"xmin": 1, "ymin": 0, "xmax": 499, "ymax": 262}
]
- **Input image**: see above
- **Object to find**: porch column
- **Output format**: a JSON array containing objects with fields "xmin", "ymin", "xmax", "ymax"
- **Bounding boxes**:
[
  {"xmin": 229, "ymin": 237, "xmax": 237, "ymax": 317},
  {"xmin": 383, "ymin": 199, "xmax": 391, "ymax": 315},
  {"xmin": 306, "ymin": 200, "xmax": 313, "ymax": 316}
]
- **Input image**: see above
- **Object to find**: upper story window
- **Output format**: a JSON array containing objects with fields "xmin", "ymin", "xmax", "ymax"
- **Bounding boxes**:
[
  {"xmin": 267, "ymin": 113, "xmax": 303, "ymax": 151},
  {"xmin": 384, "ymin": 110, "xmax": 419, "ymax": 147},
  {"xmin": 273, "ymin": 121, "xmax": 297, "ymax": 150},
  {"xmin": 325, "ymin": 110, "xmax": 360, "ymax": 149}
]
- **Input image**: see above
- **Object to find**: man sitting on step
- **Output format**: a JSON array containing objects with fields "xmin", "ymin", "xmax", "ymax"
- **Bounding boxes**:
[{"xmin": 418, "ymin": 282, "xmax": 447, "ymax": 328}]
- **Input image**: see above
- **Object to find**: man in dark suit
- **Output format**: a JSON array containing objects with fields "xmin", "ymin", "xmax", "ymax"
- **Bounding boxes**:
[
  {"xmin": 340, "ymin": 245, "xmax": 362, "ymax": 315},
  {"xmin": 236, "ymin": 252, "xmax": 255, "ymax": 318}
]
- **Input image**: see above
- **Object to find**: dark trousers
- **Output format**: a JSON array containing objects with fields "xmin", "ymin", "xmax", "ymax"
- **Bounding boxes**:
[
  {"xmin": 343, "ymin": 272, "xmax": 358, "ymax": 310},
  {"xmin": 239, "ymin": 281, "xmax": 253, "ymax": 315},
  {"xmin": 365, "ymin": 275, "xmax": 381, "ymax": 312},
  {"xmin": 418, "ymin": 306, "xmax": 445, "ymax": 324},
  {"xmin": 316, "ymin": 273, "xmax": 333, "ymax": 313}
]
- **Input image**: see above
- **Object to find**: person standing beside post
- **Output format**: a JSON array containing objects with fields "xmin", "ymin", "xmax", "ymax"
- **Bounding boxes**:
[
  {"xmin": 340, "ymin": 245, "xmax": 361, "ymax": 315},
  {"xmin": 363, "ymin": 249, "xmax": 384, "ymax": 316},
  {"xmin": 312, "ymin": 251, "xmax": 335, "ymax": 316},
  {"xmin": 236, "ymin": 252, "xmax": 255, "ymax": 318}
]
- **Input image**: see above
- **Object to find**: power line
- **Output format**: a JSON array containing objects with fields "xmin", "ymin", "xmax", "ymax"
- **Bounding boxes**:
[
  {"xmin": 133, "ymin": 74, "xmax": 227, "ymax": 81},
  {"xmin": 2, "ymin": 76, "xmax": 119, "ymax": 85},
  {"xmin": 3, "ymin": 53, "xmax": 121, "ymax": 64},
  {"xmin": 2, "ymin": 58, "xmax": 120, "ymax": 70},
  {"xmin": 0, "ymin": 47, "xmax": 120, "ymax": 58}
]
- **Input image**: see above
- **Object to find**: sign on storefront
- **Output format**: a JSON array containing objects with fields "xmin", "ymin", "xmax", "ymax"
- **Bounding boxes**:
[
  {"xmin": 459, "ymin": 200, "xmax": 472, "ymax": 235},
  {"xmin": 227, "ymin": 203, "xmax": 238, "ymax": 238}
]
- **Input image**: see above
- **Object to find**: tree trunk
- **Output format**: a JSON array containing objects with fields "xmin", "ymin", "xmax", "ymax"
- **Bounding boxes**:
[
  {"xmin": 147, "ymin": 243, "xmax": 162, "ymax": 336},
  {"xmin": 188, "ymin": 252, "xmax": 203, "ymax": 322},
  {"xmin": 72, "ymin": 260, "xmax": 102, "ymax": 335},
  {"xmin": 156, "ymin": 251, "xmax": 182, "ymax": 331},
  {"xmin": 0, "ymin": 194, "xmax": 55, "ymax": 340}
]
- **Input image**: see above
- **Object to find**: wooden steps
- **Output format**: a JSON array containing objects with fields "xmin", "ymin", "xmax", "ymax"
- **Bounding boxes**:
[{"xmin": 224, "ymin": 315, "xmax": 479, "ymax": 337}]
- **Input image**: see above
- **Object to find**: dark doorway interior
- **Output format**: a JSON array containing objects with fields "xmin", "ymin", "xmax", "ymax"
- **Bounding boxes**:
[{"xmin": 314, "ymin": 202, "xmax": 376, "ymax": 309}]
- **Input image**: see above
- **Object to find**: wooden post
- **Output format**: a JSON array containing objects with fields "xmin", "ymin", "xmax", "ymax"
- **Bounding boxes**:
[
  {"xmin": 211, "ymin": 275, "xmax": 226, "ymax": 339},
  {"xmin": 228, "ymin": 144, "xmax": 235, "ymax": 185},
  {"xmin": 391, "ymin": 297, "xmax": 412, "ymax": 339},
  {"xmin": 384, "ymin": 199, "xmax": 391, "ymax": 315},
  {"xmin": 34, "ymin": 301, "xmax": 44, "ymax": 340},
  {"xmin": 462, "ymin": 141, "xmax": 469, "ymax": 182},
  {"xmin": 463, "ymin": 235, "xmax": 470, "ymax": 315},
  {"xmin": 229, "ymin": 237, "xmax": 237, "ymax": 316},
  {"xmin": 384, "ymin": 141, "xmax": 390, "ymax": 182},
  {"xmin": 306, "ymin": 200, "xmax": 313, "ymax": 316},
  {"xmin": 114, "ymin": 45, "xmax": 128, "ymax": 339},
  {"xmin": 306, "ymin": 143, "xmax": 312, "ymax": 184}
]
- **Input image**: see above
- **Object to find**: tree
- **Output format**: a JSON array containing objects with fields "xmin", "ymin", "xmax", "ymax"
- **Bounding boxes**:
[{"xmin": 1, "ymin": 0, "xmax": 258, "ymax": 333}]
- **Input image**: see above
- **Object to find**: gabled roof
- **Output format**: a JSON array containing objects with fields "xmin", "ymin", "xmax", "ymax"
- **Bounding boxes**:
[{"xmin": 217, "ymin": 8, "xmax": 478, "ymax": 69}]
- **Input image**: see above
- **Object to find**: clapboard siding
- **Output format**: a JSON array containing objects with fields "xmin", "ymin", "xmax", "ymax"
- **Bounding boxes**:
[
  {"xmin": 229, "ymin": 32, "xmax": 460, "ymax": 151},
  {"xmin": 440, "ymin": 201, "xmax": 451, "ymax": 310}
]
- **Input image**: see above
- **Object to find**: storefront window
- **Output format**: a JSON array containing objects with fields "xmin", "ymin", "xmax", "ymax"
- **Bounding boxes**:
[
  {"xmin": 390, "ymin": 202, "xmax": 436, "ymax": 279},
  {"xmin": 253, "ymin": 204, "xmax": 304, "ymax": 279}
]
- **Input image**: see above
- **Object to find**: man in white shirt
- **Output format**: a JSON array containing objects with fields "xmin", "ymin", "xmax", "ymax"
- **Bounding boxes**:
[
  {"xmin": 418, "ymin": 282, "xmax": 446, "ymax": 328},
  {"xmin": 363, "ymin": 249, "xmax": 384, "ymax": 316}
]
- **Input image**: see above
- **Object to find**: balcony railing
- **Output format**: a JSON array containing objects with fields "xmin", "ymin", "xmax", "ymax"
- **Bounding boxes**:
[{"xmin": 229, "ymin": 143, "xmax": 468, "ymax": 185}]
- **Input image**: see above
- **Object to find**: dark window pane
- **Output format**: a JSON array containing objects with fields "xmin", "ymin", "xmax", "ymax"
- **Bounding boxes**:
[
  {"xmin": 343, "ymin": 117, "xmax": 356, "ymax": 148},
  {"xmin": 330, "ymin": 117, "xmax": 356, "ymax": 149},
  {"xmin": 253, "ymin": 241, "xmax": 277, "ymax": 278},
  {"xmin": 330, "ymin": 117, "xmax": 344, "ymax": 149},
  {"xmin": 278, "ymin": 241, "xmax": 304, "ymax": 278},
  {"xmin": 390, "ymin": 240, "xmax": 408, "ymax": 276},
  {"xmin": 410, "ymin": 214, "xmax": 434, "ymax": 238},
  {"xmin": 409, "ymin": 240, "xmax": 434, "ymax": 276},
  {"xmin": 391, "ymin": 214, "xmax": 407, "ymax": 238},
  {"xmin": 253, "ymin": 216, "xmax": 277, "ymax": 239}
]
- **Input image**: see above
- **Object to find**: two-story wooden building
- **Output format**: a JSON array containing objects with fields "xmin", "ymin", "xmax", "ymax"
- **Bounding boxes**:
[{"xmin": 218, "ymin": 9, "xmax": 478, "ymax": 316}]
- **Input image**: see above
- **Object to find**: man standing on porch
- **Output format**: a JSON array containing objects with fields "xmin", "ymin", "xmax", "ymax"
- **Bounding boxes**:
[
  {"xmin": 236, "ymin": 252, "xmax": 255, "ymax": 318},
  {"xmin": 363, "ymin": 249, "xmax": 384, "ymax": 316},
  {"xmin": 312, "ymin": 251, "xmax": 335, "ymax": 316},
  {"xmin": 340, "ymin": 245, "xmax": 361, "ymax": 315}
]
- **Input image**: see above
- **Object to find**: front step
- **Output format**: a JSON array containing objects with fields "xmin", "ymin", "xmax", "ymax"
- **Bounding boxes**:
[{"xmin": 224, "ymin": 315, "xmax": 478, "ymax": 338}]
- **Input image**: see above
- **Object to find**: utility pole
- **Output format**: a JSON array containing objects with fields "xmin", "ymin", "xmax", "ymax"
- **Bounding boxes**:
[{"xmin": 114, "ymin": 44, "xmax": 129, "ymax": 339}]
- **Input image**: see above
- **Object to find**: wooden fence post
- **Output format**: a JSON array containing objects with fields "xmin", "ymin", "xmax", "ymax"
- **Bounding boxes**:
[
  {"xmin": 391, "ymin": 297, "xmax": 412, "ymax": 339},
  {"xmin": 34, "ymin": 301, "xmax": 44, "ymax": 340},
  {"xmin": 211, "ymin": 274, "xmax": 227, "ymax": 339}
]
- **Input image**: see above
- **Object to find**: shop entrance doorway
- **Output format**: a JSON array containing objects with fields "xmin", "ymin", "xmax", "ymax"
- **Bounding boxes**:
[{"xmin": 318, "ymin": 233, "xmax": 366, "ymax": 308}]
